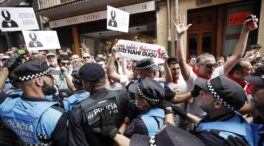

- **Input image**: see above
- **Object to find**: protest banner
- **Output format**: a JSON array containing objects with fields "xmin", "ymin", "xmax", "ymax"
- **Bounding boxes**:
[
  {"xmin": 22, "ymin": 31, "xmax": 61, "ymax": 51},
  {"xmin": 0, "ymin": 7, "xmax": 39, "ymax": 31},
  {"xmin": 116, "ymin": 40, "xmax": 166, "ymax": 63},
  {"xmin": 107, "ymin": 6, "xmax": 130, "ymax": 33}
]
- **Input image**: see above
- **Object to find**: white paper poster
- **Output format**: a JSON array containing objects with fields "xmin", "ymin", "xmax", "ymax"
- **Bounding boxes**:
[
  {"xmin": 22, "ymin": 31, "xmax": 61, "ymax": 51},
  {"xmin": 107, "ymin": 6, "xmax": 130, "ymax": 33},
  {"xmin": 0, "ymin": 7, "xmax": 39, "ymax": 32},
  {"xmin": 116, "ymin": 40, "xmax": 166, "ymax": 63}
]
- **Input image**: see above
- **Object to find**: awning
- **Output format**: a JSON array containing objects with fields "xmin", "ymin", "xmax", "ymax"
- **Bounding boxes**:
[{"xmin": 36, "ymin": 0, "xmax": 148, "ymax": 20}]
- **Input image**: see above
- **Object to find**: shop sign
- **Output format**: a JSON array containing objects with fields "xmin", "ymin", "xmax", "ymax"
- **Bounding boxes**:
[
  {"xmin": 0, "ymin": 7, "xmax": 39, "ymax": 32},
  {"xmin": 107, "ymin": 6, "xmax": 130, "ymax": 33},
  {"xmin": 116, "ymin": 39, "xmax": 166, "ymax": 64},
  {"xmin": 228, "ymin": 12, "xmax": 251, "ymax": 25},
  {"xmin": 22, "ymin": 31, "xmax": 61, "ymax": 51},
  {"xmin": 49, "ymin": 1, "xmax": 155, "ymax": 28}
]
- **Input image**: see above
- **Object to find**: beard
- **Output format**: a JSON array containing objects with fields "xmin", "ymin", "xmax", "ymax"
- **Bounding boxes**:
[
  {"xmin": 200, "ymin": 99, "xmax": 214, "ymax": 113},
  {"xmin": 41, "ymin": 82, "xmax": 57, "ymax": 96}
]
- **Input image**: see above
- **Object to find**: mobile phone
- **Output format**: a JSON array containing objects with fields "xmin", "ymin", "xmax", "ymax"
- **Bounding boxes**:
[{"xmin": 246, "ymin": 14, "xmax": 258, "ymax": 30}]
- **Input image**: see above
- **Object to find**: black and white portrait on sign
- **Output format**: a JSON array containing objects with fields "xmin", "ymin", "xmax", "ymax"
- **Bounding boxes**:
[
  {"xmin": 28, "ymin": 32, "xmax": 43, "ymax": 48},
  {"xmin": 1, "ymin": 9, "xmax": 18, "ymax": 28},
  {"xmin": 23, "ymin": 31, "xmax": 61, "ymax": 51},
  {"xmin": 108, "ymin": 10, "xmax": 117, "ymax": 27},
  {"xmin": 107, "ymin": 6, "xmax": 129, "ymax": 33}
]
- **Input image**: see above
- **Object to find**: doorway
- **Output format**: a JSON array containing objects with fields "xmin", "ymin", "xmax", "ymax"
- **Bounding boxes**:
[{"xmin": 187, "ymin": 7, "xmax": 217, "ymax": 57}]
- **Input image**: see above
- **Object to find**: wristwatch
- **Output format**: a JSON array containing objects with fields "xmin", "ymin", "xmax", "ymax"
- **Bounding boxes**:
[{"xmin": 165, "ymin": 106, "xmax": 174, "ymax": 114}]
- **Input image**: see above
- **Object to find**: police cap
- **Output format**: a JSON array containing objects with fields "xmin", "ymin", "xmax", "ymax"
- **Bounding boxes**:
[
  {"xmin": 128, "ymin": 77, "xmax": 164, "ymax": 106},
  {"xmin": 130, "ymin": 123, "xmax": 205, "ymax": 146},
  {"xmin": 195, "ymin": 75, "xmax": 247, "ymax": 111},
  {"xmin": 13, "ymin": 60, "xmax": 58, "ymax": 82},
  {"xmin": 79, "ymin": 63, "xmax": 106, "ymax": 82},
  {"xmin": 134, "ymin": 58, "xmax": 160, "ymax": 72}
]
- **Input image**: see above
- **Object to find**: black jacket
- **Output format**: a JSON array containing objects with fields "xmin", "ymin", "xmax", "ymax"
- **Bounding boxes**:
[{"xmin": 69, "ymin": 88, "xmax": 131, "ymax": 146}]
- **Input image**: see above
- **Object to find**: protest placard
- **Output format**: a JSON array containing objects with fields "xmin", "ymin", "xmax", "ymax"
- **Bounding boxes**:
[
  {"xmin": 107, "ymin": 6, "xmax": 130, "ymax": 33},
  {"xmin": 0, "ymin": 7, "xmax": 39, "ymax": 31},
  {"xmin": 116, "ymin": 40, "xmax": 166, "ymax": 63},
  {"xmin": 22, "ymin": 31, "xmax": 61, "ymax": 51}
]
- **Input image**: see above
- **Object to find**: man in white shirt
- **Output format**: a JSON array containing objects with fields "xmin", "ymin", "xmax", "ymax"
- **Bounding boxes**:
[{"xmin": 173, "ymin": 15, "xmax": 257, "ymax": 118}]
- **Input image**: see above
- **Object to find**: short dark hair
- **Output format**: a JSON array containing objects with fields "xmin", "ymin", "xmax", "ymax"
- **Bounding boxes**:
[
  {"xmin": 167, "ymin": 57, "xmax": 178, "ymax": 65},
  {"xmin": 60, "ymin": 55, "xmax": 70, "ymax": 61},
  {"xmin": 95, "ymin": 57, "xmax": 106, "ymax": 63},
  {"xmin": 253, "ymin": 65, "xmax": 264, "ymax": 76},
  {"xmin": 228, "ymin": 59, "xmax": 248, "ymax": 75},
  {"xmin": 256, "ymin": 57, "xmax": 263, "ymax": 62}
]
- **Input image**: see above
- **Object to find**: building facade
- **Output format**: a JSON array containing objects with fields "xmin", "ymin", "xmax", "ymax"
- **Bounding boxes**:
[
  {"xmin": 178, "ymin": 0, "xmax": 263, "ymax": 58},
  {"xmin": 1, "ymin": 0, "xmax": 263, "ymax": 58}
]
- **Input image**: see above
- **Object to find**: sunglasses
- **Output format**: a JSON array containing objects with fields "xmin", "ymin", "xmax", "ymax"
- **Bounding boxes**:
[
  {"xmin": 61, "ymin": 62, "xmax": 70, "ymax": 66},
  {"xmin": 2, "ymin": 58, "xmax": 8, "ymax": 62},
  {"xmin": 83, "ymin": 56, "xmax": 90, "ymax": 59},
  {"xmin": 204, "ymin": 63, "xmax": 217, "ymax": 69}
]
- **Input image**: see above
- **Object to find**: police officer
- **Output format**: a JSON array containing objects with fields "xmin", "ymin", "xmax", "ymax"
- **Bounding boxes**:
[
  {"xmin": 108, "ymin": 45, "xmax": 172, "ymax": 87},
  {"xmin": 63, "ymin": 70, "xmax": 90, "ymax": 112},
  {"xmin": 125, "ymin": 77, "xmax": 165, "ymax": 137},
  {"xmin": 193, "ymin": 76, "xmax": 254, "ymax": 146},
  {"xmin": 245, "ymin": 69, "xmax": 264, "ymax": 146},
  {"xmin": 95, "ymin": 106, "xmax": 205, "ymax": 146},
  {"xmin": 69, "ymin": 63, "xmax": 131, "ymax": 146},
  {"xmin": 0, "ymin": 94, "xmax": 20, "ymax": 146},
  {"xmin": 0, "ymin": 60, "xmax": 68, "ymax": 146},
  {"xmin": 0, "ymin": 57, "xmax": 21, "ymax": 146}
]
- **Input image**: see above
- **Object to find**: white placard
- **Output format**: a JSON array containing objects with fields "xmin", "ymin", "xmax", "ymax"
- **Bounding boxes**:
[
  {"xmin": 0, "ymin": 7, "xmax": 39, "ymax": 32},
  {"xmin": 116, "ymin": 40, "xmax": 166, "ymax": 64},
  {"xmin": 107, "ymin": 6, "xmax": 130, "ymax": 33},
  {"xmin": 22, "ymin": 31, "xmax": 61, "ymax": 51}
]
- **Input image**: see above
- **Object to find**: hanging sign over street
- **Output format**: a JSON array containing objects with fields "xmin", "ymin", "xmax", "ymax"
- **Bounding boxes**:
[
  {"xmin": 22, "ymin": 31, "xmax": 61, "ymax": 51},
  {"xmin": 116, "ymin": 40, "xmax": 166, "ymax": 64},
  {"xmin": 0, "ymin": 7, "xmax": 39, "ymax": 32},
  {"xmin": 107, "ymin": 6, "xmax": 130, "ymax": 33}
]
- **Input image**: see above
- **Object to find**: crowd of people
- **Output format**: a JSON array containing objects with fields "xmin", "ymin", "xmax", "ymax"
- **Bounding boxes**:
[{"xmin": 0, "ymin": 15, "xmax": 263, "ymax": 146}]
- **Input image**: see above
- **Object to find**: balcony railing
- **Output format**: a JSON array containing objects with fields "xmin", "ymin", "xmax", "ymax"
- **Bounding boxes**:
[{"xmin": 38, "ymin": 0, "xmax": 76, "ymax": 9}]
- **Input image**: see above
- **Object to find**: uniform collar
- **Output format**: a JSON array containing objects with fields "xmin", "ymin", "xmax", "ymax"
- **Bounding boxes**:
[
  {"xmin": 21, "ymin": 96, "xmax": 48, "ymax": 101},
  {"xmin": 90, "ymin": 88, "xmax": 106, "ymax": 95},
  {"xmin": 201, "ymin": 112, "xmax": 235, "ymax": 123}
]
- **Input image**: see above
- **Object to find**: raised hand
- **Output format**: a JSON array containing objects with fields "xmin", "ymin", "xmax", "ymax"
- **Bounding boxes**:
[
  {"xmin": 173, "ymin": 16, "xmax": 192, "ymax": 37},
  {"xmin": 164, "ymin": 52, "xmax": 169, "ymax": 62},
  {"xmin": 3, "ymin": 57, "xmax": 19, "ymax": 72},
  {"xmin": 243, "ymin": 14, "xmax": 258, "ymax": 31},
  {"xmin": 60, "ymin": 66, "xmax": 68, "ymax": 77},
  {"xmin": 112, "ymin": 44, "xmax": 118, "ymax": 53}
]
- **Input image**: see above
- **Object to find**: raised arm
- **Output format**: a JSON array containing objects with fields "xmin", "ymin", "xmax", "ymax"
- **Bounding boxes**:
[
  {"xmin": 107, "ymin": 45, "xmax": 122, "ymax": 82},
  {"xmin": 0, "ymin": 68, "xmax": 9, "ymax": 93},
  {"xmin": 164, "ymin": 54, "xmax": 173, "ymax": 83},
  {"xmin": 0, "ymin": 57, "xmax": 18, "ymax": 93},
  {"xmin": 174, "ymin": 16, "xmax": 192, "ymax": 81},
  {"xmin": 61, "ymin": 66, "xmax": 76, "ymax": 92},
  {"xmin": 223, "ymin": 15, "xmax": 258, "ymax": 74}
]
